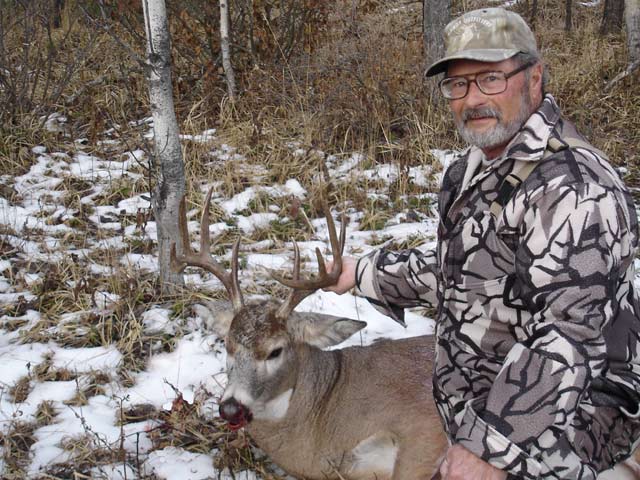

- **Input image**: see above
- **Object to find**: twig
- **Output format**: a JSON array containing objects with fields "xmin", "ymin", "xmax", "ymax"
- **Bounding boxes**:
[
  {"xmin": 79, "ymin": 2, "xmax": 148, "ymax": 70},
  {"xmin": 605, "ymin": 58, "xmax": 640, "ymax": 91}
]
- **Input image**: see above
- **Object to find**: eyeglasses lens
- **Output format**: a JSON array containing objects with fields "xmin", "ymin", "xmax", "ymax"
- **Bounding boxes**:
[{"xmin": 440, "ymin": 72, "xmax": 507, "ymax": 100}]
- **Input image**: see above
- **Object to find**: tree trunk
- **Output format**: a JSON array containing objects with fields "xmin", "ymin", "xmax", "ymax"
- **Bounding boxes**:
[
  {"xmin": 530, "ymin": 0, "xmax": 539, "ymax": 29},
  {"xmin": 423, "ymin": 0, "xmax": 451, "ymax": 95},
  {"xmin": 220, "ymin": 0, "xmax": 237, "ymax": 100},
  {"xmin": 626, "ymin": 0, "xmax": 640, "ymax": 64},
  {"xmin": 142, "ymin": 0, "xmax": 186, "ymax": 292},
  {"xmin": 565, "ymin": 0, "xmax": 573, "ymax": 31},
  {"xmin": 601, "ymin": 0, "xmax": 625, "ymax": 34},
  {"xmin": 53, "ymin": 0, "xmax": 65, "ymax": 28}
]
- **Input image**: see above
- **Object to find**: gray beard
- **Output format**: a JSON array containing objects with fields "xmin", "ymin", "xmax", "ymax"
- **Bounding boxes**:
[{"xmin": 455, "ymin": 93, "xmax": 532, "ymax": 152}]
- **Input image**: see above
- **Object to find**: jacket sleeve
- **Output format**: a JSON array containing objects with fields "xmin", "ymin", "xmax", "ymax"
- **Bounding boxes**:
[
  {"xmin": 354, "ymin": 247, "xmax": 440, "ymax": 325},
  {"xmin": 455, "ymin": 181, "xmax": 633, "ymax": 477}
]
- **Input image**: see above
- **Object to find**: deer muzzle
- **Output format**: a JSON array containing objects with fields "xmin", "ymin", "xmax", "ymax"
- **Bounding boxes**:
[{"xmin": 219, "ymin": 397, "xmax": 253, "ymax": 430}]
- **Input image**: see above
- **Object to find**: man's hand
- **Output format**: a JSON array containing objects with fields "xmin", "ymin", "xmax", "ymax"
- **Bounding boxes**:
[
  {"xmin": 439, "ymin": 444, "xmax": 507, "ymax": 480},
  {"xmin": 323, "ymin": 256, "xmax": 357, "ymax": 294}
]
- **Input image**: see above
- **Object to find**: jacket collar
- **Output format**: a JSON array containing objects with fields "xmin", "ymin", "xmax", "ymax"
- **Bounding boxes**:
[{"xmin": 502, "ymin": 93, "xmax": 562, "ymax": 162}]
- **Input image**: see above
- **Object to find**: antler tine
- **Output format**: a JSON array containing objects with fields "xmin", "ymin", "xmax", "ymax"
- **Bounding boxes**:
[
  {"xmin": 170, "ymin": 189, "xmax": 244, "ymax": 313},
  {"xmin": 275, "ymin": 241, "xmax": 312, "ymax": 319},
  {"xmin": 229, "ymin": 237, "xmax": 243, "ymax": 312},
  {"xmin": 273, "ymin": 203, "xmax": 346, "ymax": 319}
]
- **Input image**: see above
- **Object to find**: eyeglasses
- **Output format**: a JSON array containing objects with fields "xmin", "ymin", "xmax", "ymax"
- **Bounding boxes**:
[{"xmin": 439, "ymin": 61, "xmax": 536, "ymax": 100}]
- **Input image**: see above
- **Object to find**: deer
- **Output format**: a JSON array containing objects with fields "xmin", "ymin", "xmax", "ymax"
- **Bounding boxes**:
[{"xmin": 170, "ymin": 188, "xmax": 448, "ymax": 480}]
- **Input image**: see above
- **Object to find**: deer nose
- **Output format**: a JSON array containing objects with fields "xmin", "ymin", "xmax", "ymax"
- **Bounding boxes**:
[{"xmin": 219, "ymin": 398, "xmax": 253, "ymax": 430}]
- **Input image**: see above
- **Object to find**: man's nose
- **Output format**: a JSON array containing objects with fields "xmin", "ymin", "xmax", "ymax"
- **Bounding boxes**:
[{"xmin": 464, "ymin": 80, "xmax": 488, "ymax": 106}]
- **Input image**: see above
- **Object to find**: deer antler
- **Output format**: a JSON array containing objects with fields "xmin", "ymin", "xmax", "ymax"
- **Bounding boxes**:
[
  {"xmin": 170, "ymin": 188, "xmax": 244, "ymax": 313},
  {"xmin": 272, "ymin": 203, "xmax": 346, "ymax": 319}
]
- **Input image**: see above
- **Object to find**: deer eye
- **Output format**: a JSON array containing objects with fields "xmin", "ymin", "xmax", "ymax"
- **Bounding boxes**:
[{"xmin": 267, "ymin": 347, "xmax": 283, "ymax": 360}]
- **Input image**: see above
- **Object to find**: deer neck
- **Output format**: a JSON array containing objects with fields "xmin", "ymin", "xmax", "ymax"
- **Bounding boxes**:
[{"xmin": 247, "ymin": 343, "xmax": 342, "ymax": 433}]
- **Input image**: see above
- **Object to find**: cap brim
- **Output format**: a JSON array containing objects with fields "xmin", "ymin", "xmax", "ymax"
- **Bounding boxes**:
[{"xmin": 424, "ymin": 48, "xmax": 520, "ymax": 77}]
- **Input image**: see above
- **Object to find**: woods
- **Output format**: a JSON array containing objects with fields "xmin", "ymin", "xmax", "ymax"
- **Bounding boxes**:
[{"xmin": 0, "ymin": 0, "xmax": 639, "ymax": 478}]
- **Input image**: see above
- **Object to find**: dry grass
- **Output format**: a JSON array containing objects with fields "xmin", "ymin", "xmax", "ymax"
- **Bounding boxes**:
[
  {"xmin": 1, "ymin": 421, "xmax": 38, "ymax": 478},
  {"xmin": 0, "ymin": 0, "xmax": 638, "ymax": 477}
]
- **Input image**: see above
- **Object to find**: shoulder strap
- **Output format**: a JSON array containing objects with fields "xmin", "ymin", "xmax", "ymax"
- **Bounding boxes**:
[
  {"xmin": 489, "ymin": 135, "xmax": 608, "ymax": 219},
  {"xmin": 489, "ymin": 160, "xmax": 538, "ymax": 218},
  {"xmin": 489, "ymin": 135, "xmax": 607, "ymax": 218},
  {"xmin": 544, "ymin": 136, "xmax": 609, "ymax": 160}
]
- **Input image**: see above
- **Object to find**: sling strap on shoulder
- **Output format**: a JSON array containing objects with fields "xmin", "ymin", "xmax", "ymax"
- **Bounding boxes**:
[
  {"xmin": 489, "ymin": 160, "xmax": 538, "ymax": 218},
  {"xmin": 489, "ymin": 135, "xmax": 607, "ymax": 218}
]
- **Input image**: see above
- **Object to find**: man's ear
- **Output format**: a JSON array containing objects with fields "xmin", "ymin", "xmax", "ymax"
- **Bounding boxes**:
[{"xmin": 529, "ymin": 61, "xmax": 544, "ymax": 103}]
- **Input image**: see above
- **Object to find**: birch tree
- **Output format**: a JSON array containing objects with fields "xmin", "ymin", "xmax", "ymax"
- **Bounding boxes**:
[
  {"xmin": 606, "ymin": 0, "xmax": 640, "ymax": 89},
  {"xmin": 626, "ymin": 0, "xmax": 640, "ymax": 65},
  {"xmin": 142, "ymin": 0, "xmax": 186, "ymax": 291},
  {"xmin": 220, "ymin": 0, "xmax": 237, "ymax": 100},
  {"xmin": 423, "ymin": 0, "xmax": 451, "ymax": 95},
  {"xmin": 601, "ymin": 0, "xmax": 625, "ymax": 34}
]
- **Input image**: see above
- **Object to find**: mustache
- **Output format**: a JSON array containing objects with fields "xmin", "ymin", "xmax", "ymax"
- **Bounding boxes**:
[{"xmin": 462, "ymin": 107, "xmax": 502, "ymax": 122}]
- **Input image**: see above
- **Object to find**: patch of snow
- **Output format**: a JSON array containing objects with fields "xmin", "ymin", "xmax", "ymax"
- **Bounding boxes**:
[
  {"xmin": 284, "ymin": 178, "xmax": 306, "ymax": 198},
  {"xmin": 94, "ymin": 291, "xmax": 121, "ymax": 311},
  {"xmin": 180, "ymin": 128, "xmax": 217, "ymax": 143},
  {"xmin": 117, "ymin": 194, "xmax": 152, "ymax": 215},
  {"xmin": 121, "ymin": 254, "xmax": 158, "ymax": 272},
  {"xmin": 145, "ymin": 447, "xmax": 218, "ymax": 480},
  {"xmin": 121, "ymin": 331, "xmax": 225, "ymax": 408},
  {"xmin": 90, "ymin": 463, "xmax": 138, "ymax": 480},
  {"xmin": 52, "ymin": 346, "xmax": 122, "ymax": 373},
  {"xmin": 236, "ymin": 212, "xmax": 278, "ymax": 233},
  {"xmin": 142, "ymin": 308, "xmax": 175, "ymax": 334},
  {"xmin": 0, "ymin": 291, "xmax": 37, "ymax": 305}
]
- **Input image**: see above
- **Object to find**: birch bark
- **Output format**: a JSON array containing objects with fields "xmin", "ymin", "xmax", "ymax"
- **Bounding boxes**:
[
  {"xmin": 626, "ymin": 0, "xmax": 640, "ymax": 64},
  {"xmin": 423, "ymin": 0, "xmax": 451, "ymax": 96},
  {"xmin": 142, "ymin": 0, "xmax": 185, "ymax": 291},
  {"xmin": 220, "ymin": 0, "xmax": 237, "ymax": 100},
  {"xmin": 606, "ymin": 0, "xmax": 640, "ymax": 89}
]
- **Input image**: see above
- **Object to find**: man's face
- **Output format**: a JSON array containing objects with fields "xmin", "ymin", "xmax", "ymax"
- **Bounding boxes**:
[{"xmin": 447, "ymin": 58, "xmax": 542, "ymax": 157}]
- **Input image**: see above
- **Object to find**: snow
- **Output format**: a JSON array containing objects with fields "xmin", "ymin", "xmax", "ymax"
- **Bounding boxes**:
[
  {"xmin": 51, "ymin": 346, "xmax": 122, "ymax": 373},
  {"xmin": 145, "ymin": 447, "xmax": 219, "ymax": 480},
  {"xmin": 219, "ymin": 182, "xmax": 306, "ymax": 216},
  {"xmin": 120, "ymin": 331, "xmax": 226, "ymax": 409},
  {"xmin": 0, "ymin": 121, "xmax": 445, "ymax": 478}
]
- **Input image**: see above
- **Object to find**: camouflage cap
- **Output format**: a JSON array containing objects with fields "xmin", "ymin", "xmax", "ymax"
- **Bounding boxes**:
[{"xmin": 425, "ymin": 8, "xmax": 538, "ymax": 77}]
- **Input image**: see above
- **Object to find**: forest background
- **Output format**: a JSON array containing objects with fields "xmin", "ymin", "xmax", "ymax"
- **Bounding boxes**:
[{"xmin": 1, "ymin": 0, "xmax": 640, "ymax": 478}]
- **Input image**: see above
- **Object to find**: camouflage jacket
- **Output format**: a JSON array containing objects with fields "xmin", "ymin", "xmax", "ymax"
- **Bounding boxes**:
[{"xmin": 355, "ymin": 95, "xmax": 640, "ymax": 479}]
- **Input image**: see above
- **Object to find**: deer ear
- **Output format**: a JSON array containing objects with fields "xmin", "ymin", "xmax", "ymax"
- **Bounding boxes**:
[
  {"xmin": 192, "ymin": 300, "xmax": 235, "ymax": 338},
  {"xmin": 288, "ymin": 312, "xmax": 366, "ymax": 348}
]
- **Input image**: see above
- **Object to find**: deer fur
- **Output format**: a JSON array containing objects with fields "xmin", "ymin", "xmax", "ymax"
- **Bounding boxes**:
[{"xmin": 198, "ymin": 299, "xmax": 447, "ymax": 480}]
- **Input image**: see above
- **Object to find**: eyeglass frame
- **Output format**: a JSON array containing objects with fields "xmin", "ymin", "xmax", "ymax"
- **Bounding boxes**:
[{"xmin": 438, "ymin": 60, "xmax": 538, "ymax": 100}]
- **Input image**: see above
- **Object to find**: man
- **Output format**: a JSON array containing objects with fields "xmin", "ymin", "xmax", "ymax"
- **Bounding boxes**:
[{"xmin": 327, "ymin": 7, "xmax": 640, "ymax": 480}]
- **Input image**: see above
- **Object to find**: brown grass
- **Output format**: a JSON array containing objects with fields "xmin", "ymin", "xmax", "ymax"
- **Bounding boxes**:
[{"xmin": 0, "ymin": 0, "xmax": 638, "ymax": 477}]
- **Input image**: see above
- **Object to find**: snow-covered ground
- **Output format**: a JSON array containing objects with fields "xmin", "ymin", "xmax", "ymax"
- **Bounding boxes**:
[{"xmin": 0, "ymin": 117, "xmax": 453, "ymax": 479}]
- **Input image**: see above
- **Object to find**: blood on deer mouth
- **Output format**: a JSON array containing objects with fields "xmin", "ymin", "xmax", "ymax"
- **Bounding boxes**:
[{"xmin": 220, "ymin": 397, "xmax": 253, "ymax": 430}]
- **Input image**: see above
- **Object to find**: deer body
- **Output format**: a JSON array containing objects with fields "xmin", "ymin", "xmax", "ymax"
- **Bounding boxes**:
[
  {"xmin": 172, "ymin": 191, "xmax": 447, "ymax": 479},
  {"xmin": 244, "ymin": 332, "xmax": 445, "ymax": 479},
  {"xmin": 196, "ymin": 299, "xmax": 447, "ymax": 480}
]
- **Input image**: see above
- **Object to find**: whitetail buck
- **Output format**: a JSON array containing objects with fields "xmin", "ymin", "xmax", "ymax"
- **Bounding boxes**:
[{"xmin": 170, "ymin": 188, "xmax": 447, "ymax": 480}]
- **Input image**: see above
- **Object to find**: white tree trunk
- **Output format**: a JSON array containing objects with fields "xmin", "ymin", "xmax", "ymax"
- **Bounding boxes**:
[
  {"xmin": 626, "ymin": 0, "xmax": 640, "ymax": 64},
  {"xmin": 606, "ymin": 0, "xmax": 640, "ymax": 89},
  {"xmin": 423, "ymin": 0, "xmax": 451, "ymax": 96},
  {"xmin": 142, "ymin": 0, "xmax": 185, "ymax": 291},
  {"xmin": 220, "ymin": 0, "xmax": 237, "ymax": 100}
]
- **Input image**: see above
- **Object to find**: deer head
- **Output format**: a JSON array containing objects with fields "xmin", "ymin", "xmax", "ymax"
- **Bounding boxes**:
[{"xmin": 171, "ymin": 189, "xmax": 365, "ymax": 429}]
